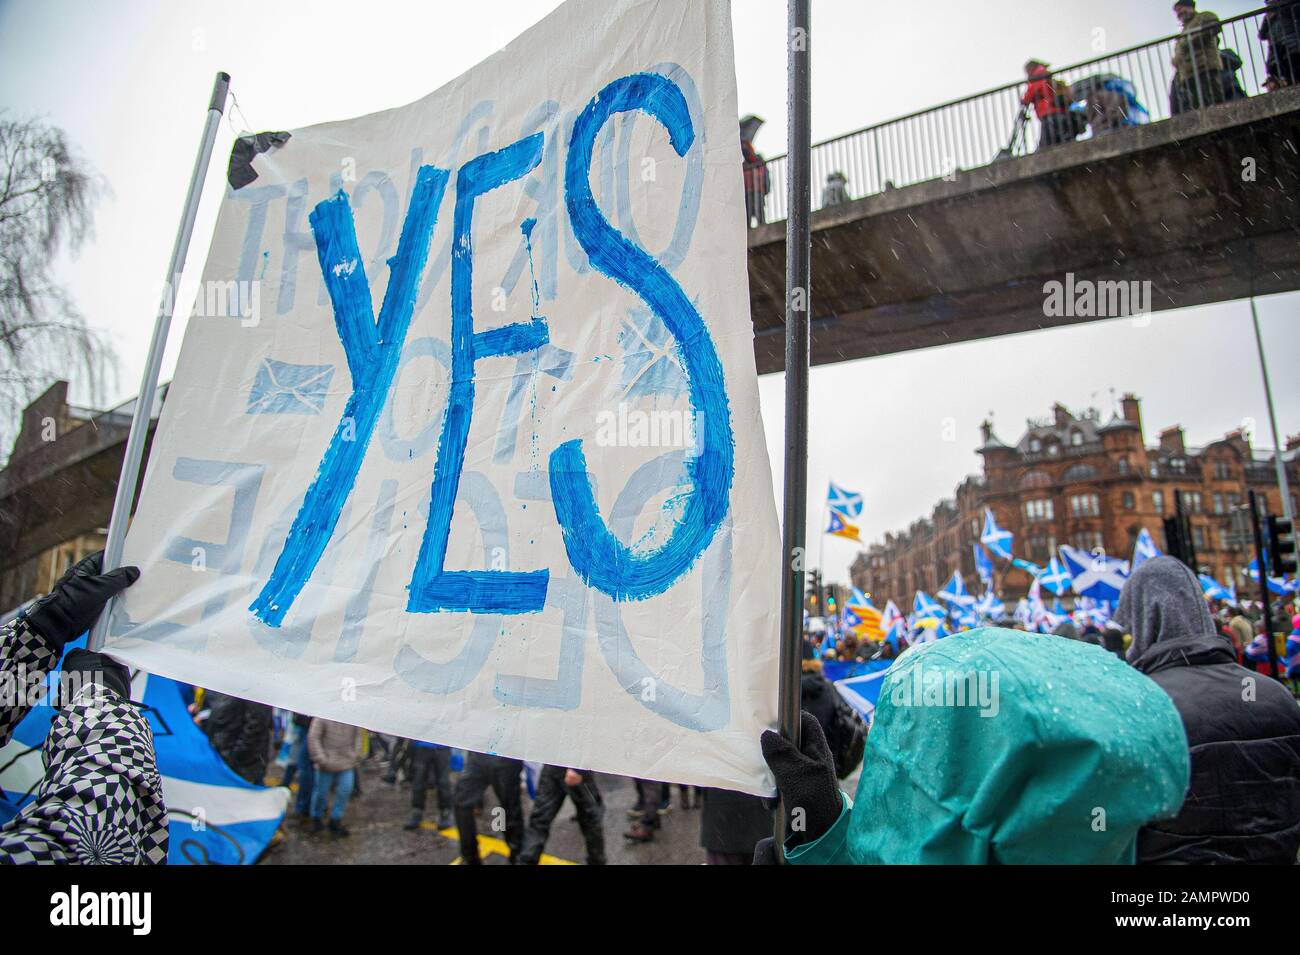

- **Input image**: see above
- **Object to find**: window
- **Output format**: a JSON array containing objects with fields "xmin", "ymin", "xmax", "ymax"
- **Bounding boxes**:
[
  {"xmin": 1072, "ymin": 531, "xmax": 1105, "ymax": 552},
  {"xmin": 1213, "ymin": 492, "xmax": 1224, "ymax": 515},
  {"xmin": 1029, "ymin": 438, "xmax": 1042, "ymax": 453},
  {"xmin": 1193, "ymin": 526, "xmax": 1206, "ymax": 551},
  {"xmin": 1070, "ymin": 493, "xmax": 1101, "ymax": 517},
  {"xmin": 1019, "ymin": 470, "xmax": 1051, "ymax": 489},
  {"xmin": 1213, "ymin": 459, "xmax": 1230, "ymax": 480},
  {"xmin": 1153, "ymin": 491, "xmax": 1164, "ymax": 514},
  {"xmin": 1117, "ymin": 456, "xmax": 1130, "ymax": 475},
  {"xmin": 1026, "ymin": 535, "xmax": 1057, "ymax": 563},
  {"xmin": 1070, "ymin": 431, "xmax": 1083, "ymax": 447},
  {"xmin": 1062, "ymin": 464, "xmax": 1098, "ymax": 483},
  {"xmin": 1169, "ymin": 458, "xmax": 1187, "ymax": 475},
  {"xmin": 1122, "ymin": 492, "xmax": 1135, "ymax": 510},
  {"xmin": 1182, "ymin": 491, "xmax": 1202, "ymax": 514},
  {"xmin": 1023, "ymin": 498, "xmax": 1054, "ymax": 522}
]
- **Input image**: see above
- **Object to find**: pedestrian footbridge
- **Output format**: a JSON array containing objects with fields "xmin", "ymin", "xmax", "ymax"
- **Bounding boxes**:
[{"xmin": 746, "ymin": 6, "xmax": 1300, "ymax": 374}]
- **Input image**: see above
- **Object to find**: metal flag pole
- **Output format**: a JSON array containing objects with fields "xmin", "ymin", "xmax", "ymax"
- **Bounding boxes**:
[
  {"xmin": 1249, "ymin": 297, "xmax": 1295, "ymax": 529},
  {"xmin": 88, "ymin": 71, "xmax": 231, "ymax": 652},
  {"xmin": 775, "ymin": 0, "xmax": 811, "ymax": 860}
]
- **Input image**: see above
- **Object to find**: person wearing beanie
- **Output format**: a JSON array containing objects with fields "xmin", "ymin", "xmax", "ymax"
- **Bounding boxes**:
[{"xmin": 1119, "ymin": 556, "xmax": 1300, "ymax": 863}]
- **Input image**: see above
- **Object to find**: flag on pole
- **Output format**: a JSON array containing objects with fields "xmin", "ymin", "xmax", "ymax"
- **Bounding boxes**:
[
  {"xmin": 1039, "ymin": 554, "xmax": 1073, "ymax": 596},
  {"xmin": 826, "ymin": 511, "xmax": 862, "ymax": 542},
  {"xmin": 980, "ymin": 508, "xmax": 1014, "ymax": 559},
  {"xmin": 973, "ymin": 543, "xmax": 994, "ymax": 588},
  {"xmin": 881, "ymin": 599, "xmax": 904, "ymax": 635},
  {"xmin": 1198, "ymin": 574, "xmax": 1231, "ymax": 601},
  {"xmin": 1012, "ymin": 557, "xmax": 1044, "ymax": 576},
  {"xmin": 1131, "ymin": 528, "xmax": 1161, "ymax": 570},
  {"xmin": 938, "ymin": 570, "xmax": 976, "ymax": 609},
  {"xmin": 827, "ymin": 482, "xmax": 864, "ymax": 520},
  {"xmin": 844, "ymin": 604, "xmax": 884, "ymax": 640},
  {"xmin": 913, "ymin": 590, "xmax": 946, "ymax": 620},
  {"xmin": 1058, "ymin": 544, "xmax": 1129, "ymax": 601},
  {"xmin": 975, "ymin": 589, "xmax": 1004, "ymax": 620},
  {"xmin": 848, "ymin": 587, "xmax": 873, "ymax": 611},
  {"xmin": 1247, "ymin": 559, "xmax": 1298, "ymax": 596}
]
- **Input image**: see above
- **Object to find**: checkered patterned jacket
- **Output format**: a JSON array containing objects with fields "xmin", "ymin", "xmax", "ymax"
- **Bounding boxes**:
[{"xmin": 0, "ymin": 618, "xmax": 168, "ymax": 864}]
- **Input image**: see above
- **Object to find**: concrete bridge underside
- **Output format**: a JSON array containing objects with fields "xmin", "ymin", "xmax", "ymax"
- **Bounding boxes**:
[{"xmin": 746, "ymin": 87, "xmax": 1300, "ymax": 375}]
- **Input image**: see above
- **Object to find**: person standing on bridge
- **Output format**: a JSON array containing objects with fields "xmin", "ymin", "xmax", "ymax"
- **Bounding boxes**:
[
  {"xmin": 1262, "ymin": 0, "xmax": 1300, "ymax": 88},
  {"xmin": 1020, "ymin": 60, "xmax": 1076, "ymax": 150},
  {"xmin": 740, "ymin": 114, "xmax": 769, "ymax": 227},
  {"xmin": 1170, "ymin": 1, "xmax": 1231, "ymax": 114}
]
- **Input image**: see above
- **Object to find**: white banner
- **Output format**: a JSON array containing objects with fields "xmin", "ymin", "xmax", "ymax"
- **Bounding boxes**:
[{"xmin": 111, "ymin": 0, "xmax": 780, "ymax": 794}]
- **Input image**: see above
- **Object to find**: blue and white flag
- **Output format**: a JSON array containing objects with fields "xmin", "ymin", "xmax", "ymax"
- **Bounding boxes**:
[
  {"xmin": 975, "ymin": 589, "xmax": 1005, "ymax": 620},
  {"xmin": 1247, "ymin": 559, "xmax": 1298, "ymax": 596},
  {"xmin": 1039, "ymin": 554, "xmax": 1073, "ymax": 596},
  {"xmin": 827, "ymin": 482, "xmax": 864, "ymax": 520},
  {"xmin": 1059, "ymin": 544, "xmax": 1129, "ymax": 601},
  {"xmin": 848, "ymin": 587, "xmax": 873, "ymax": 611},
  {"xmin": 1012, "ymin": 557, "xmax": 1044, "ymax": 576},
  {"xmin": 913, "ymin": 590, "xmax": 946, "ymax": 620},
  {"xmin": 980, "ymin": 508, "xmax": 1014, "ymax": 560},
  {"xmin": 0, "ymin": 637, "xmax": 289, "ymax": 864},
  {"xmin": 973, "ymin": 543, "xmax": 994, "ymax": 588},
  {"xmin": 1198, "ymin": 574, "xmax": 1231, "ymax": 601},
  {"xmin": 938, "ymin": 570, "xmax": 976, "ymax": 609},
  {"xmin": 1131, "ymin": 528, "xmax": 1161, "ymax": 570}
]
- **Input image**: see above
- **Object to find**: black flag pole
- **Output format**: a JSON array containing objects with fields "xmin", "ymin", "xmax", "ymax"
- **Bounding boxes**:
[
  {"xmin": 775, "ymin": 0, "xmax": 811, "ymax": 860},
  {"xmin": 88, "ymin": 71, "xmax": 231, "ymax": 652}
]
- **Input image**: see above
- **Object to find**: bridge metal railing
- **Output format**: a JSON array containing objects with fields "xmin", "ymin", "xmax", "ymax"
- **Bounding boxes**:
[{"xmin": 749, "ymin": 5, "xmax": 1292, "ymax": 225}]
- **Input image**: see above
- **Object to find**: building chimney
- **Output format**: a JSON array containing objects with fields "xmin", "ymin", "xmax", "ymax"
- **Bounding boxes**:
[
  {"xmin": 1159, "ymin": 425, "xmax": 1185, "ymax": 455},
  {"xmin": 1052, "ymin": 402, "xmax": 1071, "ymax": 429},
  {"xmin": 1120, "ymin": 393, "xmax": 1142, "ymax": 432}
]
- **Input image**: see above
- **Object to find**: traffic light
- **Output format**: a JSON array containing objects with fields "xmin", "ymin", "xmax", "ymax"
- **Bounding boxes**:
[
  {"xmin": 1267, "ymin": 515, "xmax": 1297, "ymax": 577},
  {"xmin": 805, "ymin": 568, "xmax": 823, "ymax": 610},
  {"xmin": 824, "ymin": 585, "xmax": 837, "ymax": 613}
]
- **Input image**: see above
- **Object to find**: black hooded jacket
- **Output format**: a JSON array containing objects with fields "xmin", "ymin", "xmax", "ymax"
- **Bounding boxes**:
[{"xmin": 1121, "ymin": 558, "xmax": 1300, "ymax": 864}]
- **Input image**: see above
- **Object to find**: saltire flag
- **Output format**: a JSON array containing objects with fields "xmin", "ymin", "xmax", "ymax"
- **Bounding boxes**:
[
  {"xmin": 827, "ymin": 482, "xmax": 864, "ymax": 520},
  {"xmin": 973, "ymin": 543, "xmax": 994, "ymax": 588},
  {"xmin": 1012, "ymin": 557, "xmax": 1044, "ymax": 576},
  {"xmin": 938, "ymin": 570, "xmax": 976, "ymax": 609},
  {"xmin": 1198, "ymin": 574, "xmax": 1231, "ymax": 601},
  {"xmin": 0, "ymin": 635, "xmax": 288, "ymax": 864},
  {"xmin": 848, "ymin": 587, "xmax": 874, "ymax": 611},
  {"xmin": 1131, "ymin": 528, "xmax": 1161, "ymax": 570},
  {"xmin": 913, "ymin": 590, "xmax": 946, "ymax": 620},
  {"xmin": 980, "ymin": 508, "xmax": 1014, "ymax": 559},
  {"xmin": 952, "ymin": 606, "xmax": 978, "ymax": 630},
  {"xmin": 975, "ymin": 590, "xmax": 1004, "ymax": 620},
  {"xmin": 826, "ymin": 511, "xmax": 861, "ymax": 542},
  {"xmin": 1058, "ymin": 544, "xmax": 1129, "ymax": 602},
  {"xmin": 1051, "ymin": 597, "xmax": 1066, "ymax": 616},
  {"xmin": 1036, "ymin": 554, "xmax": 1072, "ymax": 596},
  {"xmin": 1013, "ymin": 597, "xmax": 1032, "ymax": 627},
  {"xmin": 912, "ymin": 617, "xmax": 948, "ymax": 643},
  {"xmin": 1247, "ymin": 559, "xmax": 1298, "ymax": 596},
  {"xmin": 881, "ymin": 599, "xmax": 904, "ymax": 635}
]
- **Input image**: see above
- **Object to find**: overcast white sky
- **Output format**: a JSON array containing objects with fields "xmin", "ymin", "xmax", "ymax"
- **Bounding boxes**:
[{"xmin": 1, "ymin": 0, "xmax": 1294, "ymax": 585}]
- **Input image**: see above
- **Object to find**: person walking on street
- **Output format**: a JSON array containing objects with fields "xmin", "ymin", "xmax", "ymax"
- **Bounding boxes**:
[
  {"xmin": 307, "ymin": 716, "xmax": 362, "ymax": 837},
  {"xmin": 518, "ymin": 765, "xmax": 606, "ymax": 865},
  {"xmin": 404, "ymin": 739, "xmax": 454, "ymax": 831},
  {"xmin": 454, "ymin": 751, "xmax": 525, "ymax": 863}
]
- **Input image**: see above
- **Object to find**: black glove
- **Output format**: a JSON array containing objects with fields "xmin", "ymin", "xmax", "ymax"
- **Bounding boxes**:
[
  {"xmin": 23, "ymin": 551, "xmax": 139, "ymax": 650},
  {"xmin": 752, "ymin": 837, "xmax": 778, "ymax": 865},
  {"xmin": 760, "ymin": 710, "xmax": 843, "ymax": 849},
  {"xmin": 60, "ymin": 648, "xmax": 132, "ymax": 703}
]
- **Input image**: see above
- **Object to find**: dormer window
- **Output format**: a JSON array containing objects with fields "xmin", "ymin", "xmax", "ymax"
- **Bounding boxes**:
[
  {"xmin": 1070, "ymin": 431, "xmax": 1083, "ymax": 446},
  {"xmin": 1029, "ymin": 438, "xmax": 1042, "ymax": 453}
]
